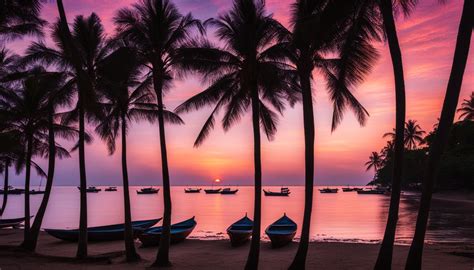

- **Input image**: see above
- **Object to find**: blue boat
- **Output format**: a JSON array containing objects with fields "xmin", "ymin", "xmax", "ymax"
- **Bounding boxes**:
[
  {"xmin": 138, "ymin": 217, "xmax": 196, "ymax": 247},
  {"xmin": 44, "ymin": 218, "xmax": 161, "ymax": 242},
  {"xmin": 0, "ymin": 216, "xmax": 31, "ymax": 229},
  {"xmin": 227, "ymin": 214, "xmax": 253, "ymax": 246},
  {"xmin": 265, "ymin": 214, "xmax": 297, "ymax": 248}
]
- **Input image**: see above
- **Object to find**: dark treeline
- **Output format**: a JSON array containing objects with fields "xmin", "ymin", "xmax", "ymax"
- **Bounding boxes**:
[{"xmin": 0, "ymin": 0, "xmax": 472, "ymax": 269}]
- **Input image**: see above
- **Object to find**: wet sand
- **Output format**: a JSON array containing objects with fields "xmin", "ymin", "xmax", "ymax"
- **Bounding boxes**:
[{"xmin": 0, "ymin": 229, "xmax": 472, "ymax": 269}]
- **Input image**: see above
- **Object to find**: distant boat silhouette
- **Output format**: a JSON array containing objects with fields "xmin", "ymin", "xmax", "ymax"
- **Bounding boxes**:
[
  {"xmin": 227, "ymin": 214, "xmax": 253, "ymax": 246},
  {"xmin": 184, "ymin": 188, "xmax": 201, "ymax": 193},
  {"xmin": 263, "ymin": 187, "xmax": 290, "ymax": 196},
  {"xmin": 204, "ymin": 188, "xmax": 222, "ymax": 194},
  {"xmin": 77, "ymin": 186, "xmax": 101, "ymax": 193},
  {"xmin": 137, "ymin": 187, "xmax": 159, "ymax": 194},
  {"xmin": 319, "ymin": 187, "xmax": 338, "ymax": 193},
  {"xmin": 220, "ymin": 188, "xmax": 238, "ymax": 194},
  {"xmin": 105, "ymin": 186, "xmax": 117, "ymax": 192}
]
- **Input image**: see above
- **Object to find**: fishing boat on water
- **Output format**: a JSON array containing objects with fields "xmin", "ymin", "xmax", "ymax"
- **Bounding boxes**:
[
  {"xmin": 265, "ymin": 214, "xmax": 297, "ymax": 248},
  {"xmin": 0, "ymin": 216, "xmax": 32, "ymax": 229},
  {"xmin": 77, "ymin": 186, "xmax": 101, "ymax": 193},
  {"xmin": 220, "ymin": 188, "xmax": 238, "ymax": 194},
  {"xmin": 184, "ymin": 187, "xmax": 201, "ymax": 193},
  {"xmin": 204, "ymin": 188, "xmax": 222, "ymax": 194},
  {"xmin": 137, "ymin": 187, "xmax": 159, "ymax": 194},
  {"xmin": 319, "ymin": 187, "xmax": 338, "ymax": 193},
  {"xmin": 227, "ymin": 214, "xmax": 253, "ymax": 246},
  {"xmin": 138, "ymin": 217, "xmax": 197, "ymax": 247},
  {"xmin": 44, "ymin": 218, "xmax": 161, "ymax": 241},
  {"xmin": 263, "ymin": 187, "xmax": 290, "ymax": 196},
  {"xmin": 0, "ymin": 186, "xmax": 24, "ymax": 194},
  {"xmin": 105, "ymin": 186, "xmax": 117, "ymax": 192}
]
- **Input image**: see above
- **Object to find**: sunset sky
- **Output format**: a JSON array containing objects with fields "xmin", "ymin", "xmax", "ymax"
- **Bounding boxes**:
[{"xmin": 6, "ymin": 0, "xmax": 473, "ymax": 186}]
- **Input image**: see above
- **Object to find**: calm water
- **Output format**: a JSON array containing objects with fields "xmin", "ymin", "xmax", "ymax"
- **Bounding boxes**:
[{"xmin": 1, "ymin": 186, "xmax": 473, "ymax": 245}]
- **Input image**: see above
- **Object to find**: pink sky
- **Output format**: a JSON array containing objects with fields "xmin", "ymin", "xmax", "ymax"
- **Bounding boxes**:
[{"xmin": 7, "ymin": 0, "xmax": 473, "ymax": 186}]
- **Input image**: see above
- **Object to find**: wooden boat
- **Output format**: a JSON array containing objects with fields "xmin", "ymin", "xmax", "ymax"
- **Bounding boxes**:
[
  {"xmin": 184, "ymin": 188, "xmax": 201, "ymax": 193},
  {"xmin": 265, "ymin": 214, "xmax": 297, "ymax": 248},
  {"xmin": 220, "ymin": 188, "xmax": 238, "ymax": 194},
  {"xmin": 342, "ymin": 187, "xmax": 354, "ymax": 192},
  {"xmin": 227, "ymin": 214, "xmax": 253, "ymax": 246},
  {"xmin": 77, "ymin": 186, "xmax": 101, "ymax": 193},
  {"xmin": 204, "ymin": 188, "xmax": 221, "ymax": 194},
  {"xmin": 30, "ymin": 189, "xmax": 46, "ymax": 195},
  {"xmin": 263, "ymin": 187, "xmax": 290, "ymax": 196},
  {"xmin": 105, "ymin": 186, "xmax": 117, "ymax": 191},
  {"xmin": 138, "ymin": 217, "xmax": 197, "ymax": 247},
  {"xmin": 137, "ymin": 187, "xmax": 159, "ymax": 194},
  {"xmin": 319, "ymin": 188, "xmax": 338, "ymax": 193},
  {"xmin": 0, "ymin": 216, "xmax": 31, "ymax": 229},
  {"xmin": 44, "ymin": 218, "xmax": 162, "ymax": 242},
  {"xmin": 357, "ymin": 189, "xmax": 385, "ymax": 195}
]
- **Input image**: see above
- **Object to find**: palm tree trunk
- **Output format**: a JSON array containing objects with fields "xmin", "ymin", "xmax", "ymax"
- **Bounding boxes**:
[
  {"xmin": 0, "ymin": 158, "xmax": 9, "ymax": 216},
  {"xmin": 76, "ymin": 100, "xmax": 88, "ymax": 259},
  {"xmin": 405, "ymin": 1, "xmax": 472, "ymax": 269},
  {"xmin": 375, "ymin": 0, "xmax": 406, "ymax": 268},
  {"xmin": 55, "ymin": 0, "xmax": 89, "ymax": 259},
  {"xmin": 23, "ymin": 109, "xmax": 56, "ymax": 251},
  {"xmin": 289, "ymin": 66, "xmax": 315, "ymax": 270},
  {"xmin": 152, "ymin": 71, "xmax": 172, "ymax": 267},
  {"xmin": 121, "ymin": 116, "xmax": 140, "ymax": 262},
  {"xmin": 244, "ymin": 85, "xmax": 262, "ymax": 270},
  {"xmin": 23, "ymin": 135, "xmax": 33, "ymax": 243}
]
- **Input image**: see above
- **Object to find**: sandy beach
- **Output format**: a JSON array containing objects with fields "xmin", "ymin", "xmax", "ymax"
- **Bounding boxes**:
[{"xmin": 0, "ymin": 229, "xmax": 472, "ymax": 269}]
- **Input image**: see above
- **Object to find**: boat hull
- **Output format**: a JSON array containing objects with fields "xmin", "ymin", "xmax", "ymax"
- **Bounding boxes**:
[
  {"xmin": 0, "ymin": 217, "xmax": 28, "ymax": 229},
  {"xmin": 357, "ymin": 190, "xmax": 385, "ymax": 195},
  {"xmin": 44, "ymin": 218, "xmax": 161, "ymax": 242},
  {"xmin": 204, "ymin": 189, "xmax": 221, "ymax": 194},
  {"xmin": 263, "ymin": 190, "xmax": 290, "ymax": 196},
  {"xmin": 267, "ymin": 231, "xmax": 296, "ymax": 248},
  {"xmin": 220, "ymin": 189, "xmax": 238, "ymax": 194},
  {"xmin": 227, "ymin": 230, "xmax": 252, "ymax": 246},
  {"xmin": 138, "ymin": 218, "xmax": 196, "ymax": 247}
]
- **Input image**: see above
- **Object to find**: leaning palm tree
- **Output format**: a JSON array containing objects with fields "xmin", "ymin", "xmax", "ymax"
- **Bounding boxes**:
[
  {"xmin": 0, "ymin": 0, "xmax": 45, "ymax": 41},
  {"xmin": 175, "ymin": 1, "xmax": 298, "ymax": 268},
  {"xmin": 288, "ymin": 1, "xmax": 379, "ymax": 267},
  {"xmin": 404, "ymin": 120, "xmax": 425, "ymax": 150},
  {"xmin": 365, "ymin": 152, "xmax": 383, "ymax": 179},
  {"xmin": 95, "ymin": 46, "xmax": 181, "ymax": 261},
  {"xmin": 457, "ymin": 92, "xmax": 474, "ymax": 121},
  {"xmin": 23, "ymin": 3, "xmax": 107, "ymax": 257},
  {"xmin": 406, "ymin": 1, "xmax": 473, "ymax": 268},
  {"xmin": 113, "ymin": 0, "xmax": 203, "ymax": 265}
]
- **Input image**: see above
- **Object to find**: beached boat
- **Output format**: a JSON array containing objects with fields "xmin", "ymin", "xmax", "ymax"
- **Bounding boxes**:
[
  {"xmin": 319, "ymin": 188, "xmax": 338, "ymax": 193},
  {"xmin": 263, "ymin": 187, "xmax": 290, "ymax": 196},
  {"xmin": 0, "ymin": 216, "xmax": 31, "ymax": 229},
  {"xmin": 220, "ymin": 188, "xmax": 238, "ymax": 194},
  {"xmin": 137, "ymin": 187, "xmax": 159, "ymax": 194},
  {"xmin": 265, "ymin": 214, "xmax": 297, "ymax": 248},
  {"xmin": 105, "ymin": 186, "xmax": 117, "ymax": 192},
  {"xmin": 227, "ymin": 214, "xmax": 253, "ymax": 246},
  {"xmin": 44, "ymin": 218, "xmax": 161, "ymax": 242},
  {"xmin": 184, "ymin": 188, "xmax": 201, "ymax": 193},
  {"xmin": 138, "ymin": 217, "xmax": 197, "ymax": 247},
  {"xmin": 77, "ymin": 186, "xmax": 101, "ymax": 193},
  {"xmin": 204, "ymin": 188, "xmax": 222, "ymax": 194}
]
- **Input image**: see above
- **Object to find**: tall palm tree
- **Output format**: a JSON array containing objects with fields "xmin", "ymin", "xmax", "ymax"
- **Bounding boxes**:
[
  {"xmin": 95, "ymin": 46, "xmax": 181, "ymax": 261},
  {"xmin": 10, "ymin": 69, "xmax": 77, "ymax": 251},
  {"xmin": 0, "ymin": 0, "xmax": 45, "ymax": 41},
  {"xmin": 175, "ymin": 1, "xmax": 297, "ymax": 268},
  {"xmin": 406, "ymin": 1, "xmax": 473, "ymax": 268},
  {"xmin": 404, "ymin": 120, "xmax": 425, "ymax": 150},
  {"xmin": 457, "ymin": 92, "xmax": 474, "ymax": 121},
  {"xmin": 365, "ymin": 151, "xmax": 383, "ymax": 179},
  {"xmin": 24, "ymin": 3, "xmax": 107, "ymax": 257},
  {"xmin": 113, "ymin": 0, "xmax": 202, "ymax": 265},
  {"xmin": 288, "ymin": 1, "xmax": 379, "ymax": 267},
  {"xmin": 374, "ymin": 0, "xmax": 418, "ymax": 268}
]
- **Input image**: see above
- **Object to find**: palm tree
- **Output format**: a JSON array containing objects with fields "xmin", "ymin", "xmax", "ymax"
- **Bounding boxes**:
[
  {"xmin": 0, "ymin": 0, "xmax": 45, "ymax": 41},
  {"xmin": 404, "ymin": 120, "xmax": 425, "ymax": 150},
  {"xmin": 365, "ymin": 152, "xmax": 383, "ymax": 179},
  {"xmin": 24, "ymin": 3, "xmax": 107, "ymax": 257},
  {"xmin": 113, "ymin": 0, "xmax": 202, "ymax": 265},
  {"xmin": 95, "ymin": 46, "xmax": 180, "ymax": 261},
  {"xmin": 174, "ymin": 1, "xmax": 297, "ymax": 268},
  {"xmin": 457, "ymin": 92, "xmax": 474, "ymax": 121},
  {"xmin": 373, "ymin": 0, "xmax": 418, "ymax": 268},
  {"xmin": 288, "ymin": 1, "xmax": 379, "ymax": 267},
  {"xmin": 10, "ymin": 69, "xmax": 77, "ymax": 251},
  {"xmin": 406, "ymin": 1, "xmax": 473, "ymax": 268}
]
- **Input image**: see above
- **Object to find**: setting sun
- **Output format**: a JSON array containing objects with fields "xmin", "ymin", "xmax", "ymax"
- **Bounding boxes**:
[{"xmin": 214, "ymin": 178, "xmax": 221, "ymax": 183}]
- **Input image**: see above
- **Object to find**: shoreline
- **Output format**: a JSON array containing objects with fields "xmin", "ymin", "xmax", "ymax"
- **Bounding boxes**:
[{"xmin": 1, "ymin": 230, "xmax": 472, "ymax": 269}]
